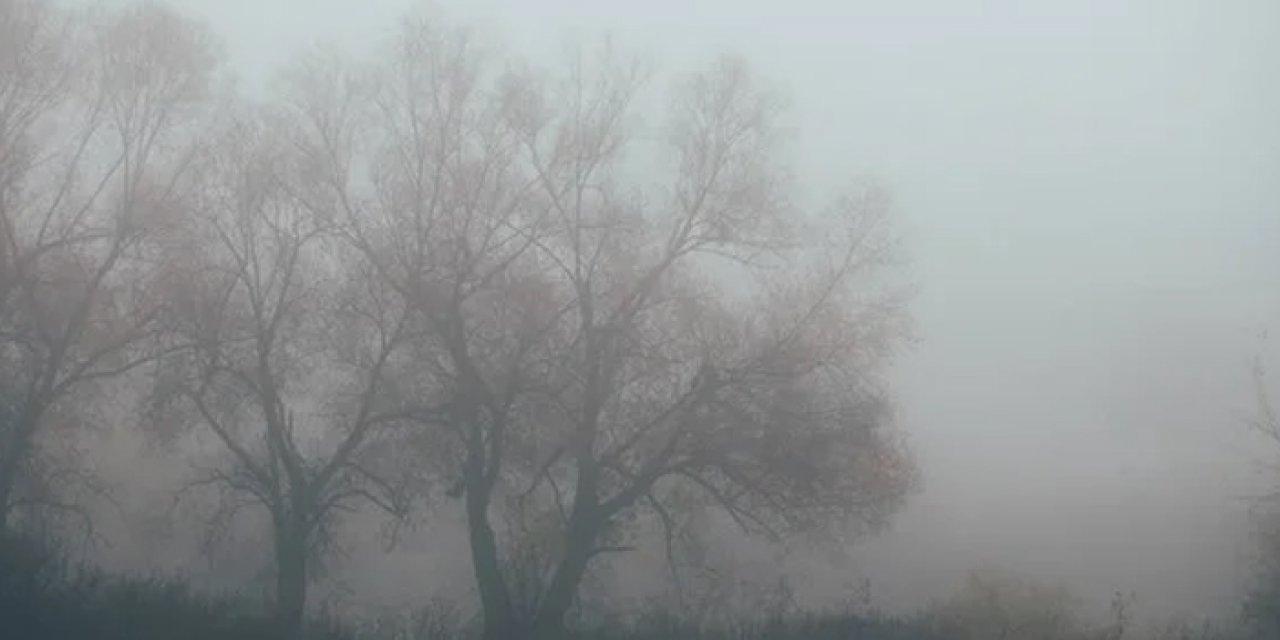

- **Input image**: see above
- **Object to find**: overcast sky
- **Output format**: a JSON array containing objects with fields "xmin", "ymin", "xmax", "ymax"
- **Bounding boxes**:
[{"xmin": 90, "ymin": 0, "xmax": 1280, "ymax": 623}]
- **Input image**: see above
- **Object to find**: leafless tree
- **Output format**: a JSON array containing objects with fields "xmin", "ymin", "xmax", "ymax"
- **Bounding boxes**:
[
  {"xmin": 150, "ymin": 101, "xmax": 423, "ymax": 637},
  {"xmin": 0, "ymin": 0, "xmax": 216, "ymax": 534},
  {"xmin": 284, "ymin": 16, "xmax": 917, "ymax": 639},
  {"xmin": 491, "ymin": 53, "xmax": 915, "ymax": 640}
]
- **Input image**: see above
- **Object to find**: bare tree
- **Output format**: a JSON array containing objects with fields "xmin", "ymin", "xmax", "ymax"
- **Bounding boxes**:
[
  {"xmin": 0, "ymin": 0, "xmax": 216, "ymax": 534},
  {"xmin": 279, "ymin": 23, "xmax": 567, "ymax": 636},
  {"xmin": 282, "ymin": 16, "xmax": 916, "ymax": 638},
  {"xmin": 150, "ymin": 102, "xmax": 422, "ymax": 637},
  {"xmin": 486, "ymin": 53, "xmax": 916, "ymax": 640}
]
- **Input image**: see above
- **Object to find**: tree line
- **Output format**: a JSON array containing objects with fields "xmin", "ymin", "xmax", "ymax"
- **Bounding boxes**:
[{"xmin": 0, "ymin": 2, "xmax": 917, "ymax": 638}]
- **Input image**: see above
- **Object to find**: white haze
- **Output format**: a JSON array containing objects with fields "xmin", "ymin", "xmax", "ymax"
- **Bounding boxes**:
[{"xmin": 80, "ymin": 0, "xmax": 1280, "ymax": 625}]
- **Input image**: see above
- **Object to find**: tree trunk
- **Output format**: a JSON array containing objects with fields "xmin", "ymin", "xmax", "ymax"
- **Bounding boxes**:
[
  {"xmin": 528, "ymin": 513, "xmax": 598, "ymax": 640},
  {"xmin": 528, "ymin": 545, "xmax": 592, "ymax": 640},
  {"xmin": 465, "ymin": 476, "xmax": 515, "ymax": 640},
  {"xmin": 0, "ymin": 414, "xmax": 36, "ymax": 535},
  {"xmin": 0, "ymin": 457, "xmax": 17, "ymax": 533},
  {"xmin": 274, "ymin": 523, "xmax": 309, "ymax": 640}
]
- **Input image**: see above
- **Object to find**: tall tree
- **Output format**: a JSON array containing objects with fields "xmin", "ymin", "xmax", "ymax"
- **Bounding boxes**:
[
  {"xmin": 151, "ymin": 104, "xmax": 421, "ymax": 637},
  {"xmin": 284, "ymin": 18, "xmax": 917, "ymax": 638},
  {"xmin": 489, "ymin": 53, "xmax": 915, "ymax": 640},
  {"xmin": 0, "ymin": 0, "xmax": 216, "ymax": 533}
]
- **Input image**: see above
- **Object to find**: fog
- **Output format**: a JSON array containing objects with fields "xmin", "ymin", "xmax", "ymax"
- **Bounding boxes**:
[{"xmin": 30, "ymin": 0, "xmax": 1280, "ymax": 631}]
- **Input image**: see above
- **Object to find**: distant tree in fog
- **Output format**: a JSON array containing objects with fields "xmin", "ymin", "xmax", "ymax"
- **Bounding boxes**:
[
  {"xmin": 0, "ymin": 0, "xmax": 216, "ymax": 534},
  {"xmin": 1242, "ymin": 358, "xmax": 1280, "ymax": 637},
  {"xmin": 1242, "ymin": 510, "xmax": 1280, "ymax": 637},
  {"xmin": 924, "ymin": 565, "xmax": 1132, "ymax": 640},
  {"xmin": 282, "ymin": 16, "xmax": 917, "ymax": 639},
  {"xmin": 149, "ymin": 104, "xmax": 423, "ymax": 638}
]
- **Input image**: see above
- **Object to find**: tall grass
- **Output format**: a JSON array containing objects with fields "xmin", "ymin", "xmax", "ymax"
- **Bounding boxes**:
[{"xmin": 0, "ymin": 533, "xmax": 1252, "ymax": 640}]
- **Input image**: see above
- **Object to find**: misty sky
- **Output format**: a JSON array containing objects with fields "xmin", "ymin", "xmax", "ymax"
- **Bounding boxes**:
[{"xmin": 89, "ymin": 0, "xmax": 1280, "ymax": 623}]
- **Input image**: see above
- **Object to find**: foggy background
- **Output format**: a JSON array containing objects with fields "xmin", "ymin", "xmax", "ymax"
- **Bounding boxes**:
[{"xmin": 77, "ymin": 0, "xmax": 1280, "ymax": 626}]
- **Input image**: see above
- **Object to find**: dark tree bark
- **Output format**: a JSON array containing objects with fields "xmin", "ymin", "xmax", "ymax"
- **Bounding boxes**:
[
  {"xmin": 273, "ymin": 519, "xmax": 310, "ymax": 639},
  {"xmin": 528, "ymin": 519, "xmax": 596, "ymax": 640},
  {"xmin": 0, "ymin": 406, "xmax": 37, "ymax": 531},
  {"xmin": 466, "ymin": 480, "xmax": 515, "ymax": 640}
]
